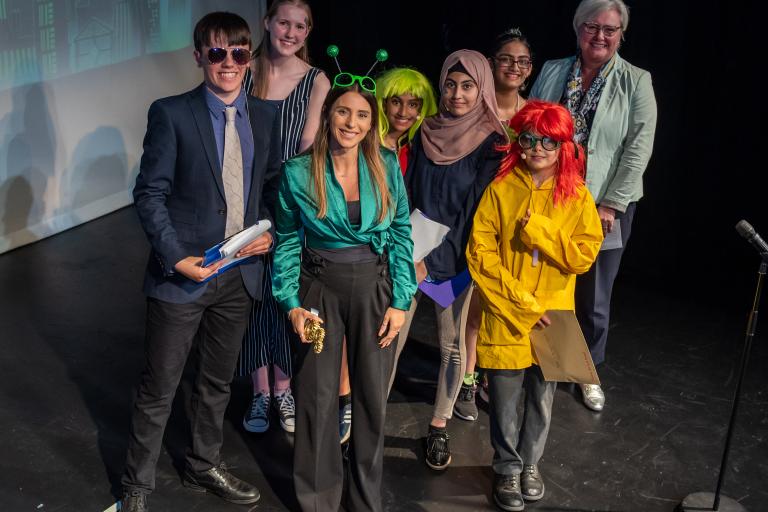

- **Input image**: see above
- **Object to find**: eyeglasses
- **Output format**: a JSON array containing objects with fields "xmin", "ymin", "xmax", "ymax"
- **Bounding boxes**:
[
  {"xmin": 206, "ymin": 47, "xmax": 252, "ymax": 65},
  {"xmin": 333, "ymin": 72, "xmax": 376, "ymax": 95},
  {"xmin": 519, "ymin": 132, "xmax": 561, "ymax": 151},
  {"xmin": 493, "ymin": 55, "xmax": 532, "ymax": 70},
  {"xmin": 581, "ymin": 22, "xmax": 621, "ymax": 37}
]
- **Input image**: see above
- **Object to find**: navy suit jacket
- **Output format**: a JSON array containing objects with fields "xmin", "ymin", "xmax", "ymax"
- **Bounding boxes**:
[{"xmin": 133, "ymin": 83, "xmax": 282, "ymax": 304}]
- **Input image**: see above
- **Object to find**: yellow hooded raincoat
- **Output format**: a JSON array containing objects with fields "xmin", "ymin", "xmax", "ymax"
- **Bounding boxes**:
[{"xmin": 466, "ymin": 166, "xmax": 604, "ymax": 370}]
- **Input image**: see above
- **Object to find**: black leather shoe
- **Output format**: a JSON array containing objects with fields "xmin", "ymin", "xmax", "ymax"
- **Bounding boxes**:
[
  {"xmin": 425, "ymin": 427, "xmax": 451, "ymax": 470},
  {"xmin": 121, "ymin": 489, "xmax": 148, "ymax": 512},
  {"xmin": 183, "ymin": 462, "xmax": 260, "ymax": 505},
  {"xmin": 521, "ymin": 464, "xmax": 545, "ymax": 501},
  {"xmin": 493, "ymin": 473, "xmax": 524, "ymax": 511}
]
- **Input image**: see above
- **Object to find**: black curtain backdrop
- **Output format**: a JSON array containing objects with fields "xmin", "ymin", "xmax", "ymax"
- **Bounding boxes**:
[{"xmin": 298, "ymin": 0, "xmax": 766, "ymax": 312}]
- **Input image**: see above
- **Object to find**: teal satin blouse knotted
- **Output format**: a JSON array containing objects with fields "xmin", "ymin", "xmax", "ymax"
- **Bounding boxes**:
[{"xmin": 272, "ymin": 149, "xmax": 417, "ymax": 312}]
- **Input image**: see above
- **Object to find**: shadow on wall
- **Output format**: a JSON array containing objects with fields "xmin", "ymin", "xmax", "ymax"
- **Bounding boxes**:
[
  {"xmin": 0, "ymin": 175, "xmax": 37, "ymax": 247},
  {"xmin": 0, "ymin": 83, "xmax": 58, "ymax": 250},
  {"xmin": 66, "ymin": 126, "xmax": 130, "ymax": 221}
]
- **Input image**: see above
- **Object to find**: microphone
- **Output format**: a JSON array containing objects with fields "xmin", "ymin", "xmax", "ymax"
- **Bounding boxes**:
[{"xmin": 735, "ymin": 220, "xmax": 768, "ymax": 257}]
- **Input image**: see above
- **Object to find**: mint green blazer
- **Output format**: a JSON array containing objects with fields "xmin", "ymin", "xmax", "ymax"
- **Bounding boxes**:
[{"xmin": 530, "ymin": 54, "xmax": 657, "ymax": 212}]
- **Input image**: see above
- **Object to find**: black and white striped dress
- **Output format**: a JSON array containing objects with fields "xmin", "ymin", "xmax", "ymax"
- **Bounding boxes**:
[{"xmin": 237, "ymin": 66, "xmax": 324, "ymax": 377}]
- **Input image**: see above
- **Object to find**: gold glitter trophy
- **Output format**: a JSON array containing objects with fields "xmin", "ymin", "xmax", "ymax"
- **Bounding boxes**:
[{"xmin": 304, "ymin": 307, "xmax": 325, "ymax": 354}]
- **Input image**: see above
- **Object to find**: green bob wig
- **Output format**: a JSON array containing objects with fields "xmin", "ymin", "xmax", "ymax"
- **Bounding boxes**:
[{"xmin": 376, "ymin": 68, "xmax": 438, "ymax": 146}]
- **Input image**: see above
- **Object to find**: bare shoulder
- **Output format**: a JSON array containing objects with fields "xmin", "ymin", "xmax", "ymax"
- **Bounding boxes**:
[{"xmin": 311, "ymin": 70, "xmax": 331, "ymax": 92}]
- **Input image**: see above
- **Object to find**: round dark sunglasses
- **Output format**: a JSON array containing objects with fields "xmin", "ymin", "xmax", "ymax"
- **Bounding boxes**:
[
  {"xmin": 206, "ymin": 47, "xmax": 252, "ymax": 66},
  {"xmin": 519, "ymin": 132, "xmax": 561, "ymax": 151}
]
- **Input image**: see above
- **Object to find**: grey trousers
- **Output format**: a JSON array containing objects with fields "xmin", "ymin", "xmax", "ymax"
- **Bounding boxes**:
[
  {"xmin": 388, "ymin": 285, "xmax": 472, "ymax": 420},
  {"xmin": 575, "ymin": 202, "xmax": 636, "ymax": 365},
  {"xmin": 487, "ymin": 365, "xmax": 556, "ymax": 475}
]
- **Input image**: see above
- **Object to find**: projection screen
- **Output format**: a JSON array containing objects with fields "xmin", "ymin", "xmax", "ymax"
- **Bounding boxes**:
[{"xmin": 0, "ymin": 0, "xmax": 265, "ymax": 254}]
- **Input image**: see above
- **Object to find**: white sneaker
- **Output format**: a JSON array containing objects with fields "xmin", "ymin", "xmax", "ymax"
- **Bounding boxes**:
[
  {"xmin": 243, "ymin": 392, "xmax": 270, "ymax": 433},
  {"xmin": 580, "ymin": 384, "xmax": 605, "ymax": 411},
  {"xmin": 273, "ymin": 388, "xmax": 296, "ymax": 433}
]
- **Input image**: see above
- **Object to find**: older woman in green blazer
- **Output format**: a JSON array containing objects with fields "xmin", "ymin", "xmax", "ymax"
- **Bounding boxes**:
[{"xmin": 530, "ymin": 0, "xmax": 656, "ymax": 412}]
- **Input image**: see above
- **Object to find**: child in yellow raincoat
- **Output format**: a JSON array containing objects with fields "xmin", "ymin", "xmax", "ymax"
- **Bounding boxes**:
[{"xmin": 466, "ymin": 100, "xmax": 603, "ymax": 511}]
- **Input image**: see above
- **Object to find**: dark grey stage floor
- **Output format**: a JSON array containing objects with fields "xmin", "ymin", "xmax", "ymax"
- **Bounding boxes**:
[{"xmin": 1, "ymin": 207, "xmax": 766, "ymax": 512}]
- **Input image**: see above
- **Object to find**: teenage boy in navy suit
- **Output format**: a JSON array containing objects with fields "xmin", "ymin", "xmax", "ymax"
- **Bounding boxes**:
[{"xmin": 120, "ymin": 12, "xmax": 281, "ymax": 512}]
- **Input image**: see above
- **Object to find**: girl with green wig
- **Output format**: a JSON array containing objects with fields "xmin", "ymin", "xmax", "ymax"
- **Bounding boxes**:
[{"xmin": 376, "ymin": 68, "xmax": 438, "ymax": 173}]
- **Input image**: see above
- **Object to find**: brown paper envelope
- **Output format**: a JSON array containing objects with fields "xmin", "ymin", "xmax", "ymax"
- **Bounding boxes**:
[{"xmin": 529, "ymin": 310, "xmax": 600, "ymax": 384}]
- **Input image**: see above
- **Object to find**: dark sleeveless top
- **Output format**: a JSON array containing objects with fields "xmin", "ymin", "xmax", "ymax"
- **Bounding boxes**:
[
  {"xmin": 306, "ymin": 200, "xmax": 378, "ymax": 263},
  {"xmin": 244, "ymin": 66, "xmax": 323, "ymax": 161}
]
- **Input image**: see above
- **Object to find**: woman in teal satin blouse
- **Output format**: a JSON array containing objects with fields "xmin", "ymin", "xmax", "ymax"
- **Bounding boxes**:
[{"xmin": 271, "ymin": 83, "xmax": 416, "ymax": 512}]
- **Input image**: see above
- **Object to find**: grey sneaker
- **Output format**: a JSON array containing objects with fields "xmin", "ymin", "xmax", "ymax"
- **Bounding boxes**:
[
  {"xmin": 453, "ymin": 382, "xmax": 478, "ymax": 421},
  {"xmin": 273, "ymin": 388, "xmax": 295, "ymax": 433},
  {"xmin": 243, "ymin": 392, "xmax": 270, "ymax": 433},
  {"xmin": 521, "ymin": 464, "xmax": 545, "ymax": 501}
]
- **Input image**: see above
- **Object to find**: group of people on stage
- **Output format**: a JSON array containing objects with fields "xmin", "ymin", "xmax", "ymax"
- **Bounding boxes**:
[{"xmin": 120, "ymin": 0, "xmax": 656, "ymax": 511}]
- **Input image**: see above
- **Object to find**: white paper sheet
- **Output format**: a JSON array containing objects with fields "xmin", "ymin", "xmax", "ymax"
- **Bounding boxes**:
[{"xmin": 409, "ymin": 209, "xmax": 450, "ymax": 262}]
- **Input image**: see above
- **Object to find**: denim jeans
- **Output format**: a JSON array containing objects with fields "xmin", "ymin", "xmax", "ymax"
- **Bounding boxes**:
[{"xmin": 487, "ymin": 365, "xmax": 556, "ymax": 475}]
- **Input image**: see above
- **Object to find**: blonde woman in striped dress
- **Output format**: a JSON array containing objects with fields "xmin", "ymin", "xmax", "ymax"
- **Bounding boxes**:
[{"xmin": 239, "ymin": 0, "xmax": 330, "ymax": 434}]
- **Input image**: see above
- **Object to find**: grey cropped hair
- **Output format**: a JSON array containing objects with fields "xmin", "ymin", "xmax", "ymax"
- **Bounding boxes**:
[{"xmin": 572, "ymin": 0, "xmax": 630, "ymax": 35}]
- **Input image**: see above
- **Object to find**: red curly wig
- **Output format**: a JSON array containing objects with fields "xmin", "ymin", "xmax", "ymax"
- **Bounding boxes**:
[{"xmin": 496, "ymin": 100, "xmax": 585, "ymax": 205}]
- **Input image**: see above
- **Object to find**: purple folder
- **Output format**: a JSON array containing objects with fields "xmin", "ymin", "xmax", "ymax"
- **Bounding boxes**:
[{"xmin": 418, "ymin": 268, "xmax": 471, "ymax": 308}]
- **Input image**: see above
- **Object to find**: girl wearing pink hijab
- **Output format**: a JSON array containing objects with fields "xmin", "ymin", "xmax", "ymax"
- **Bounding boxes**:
[{"xmin": 389, "ymin": 49, "xmax": 508, "ymax": 471}]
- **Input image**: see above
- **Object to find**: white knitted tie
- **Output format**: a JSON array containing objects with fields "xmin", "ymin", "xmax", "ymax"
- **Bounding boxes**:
[{"xmin": 222, "ymin": 106, "xmax": 244, "ymax": 237}]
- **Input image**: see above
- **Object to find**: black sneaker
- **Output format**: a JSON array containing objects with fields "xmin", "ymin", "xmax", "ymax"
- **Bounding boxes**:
[
  {"xmin": 273, "ymin": 388, "xmax": 296, "ymax": 433},
  {"xmin": 453, "ymin": 382, "xmax": 478, "ymax": 421},
  {"xmin": 339, "ymin": 401, "xmax": 352, "ymax": 444},
  {"xmin": 121, "ymin": 489, "xmax": 148, "ymax": 512},
  {"xmin": 425, "ymin": 427, "xmax": 451, "ymax": 470},
  {"xmin": 478, "ymin": 373, "xmax": 490, "ymax": 404},
  {"xmin": 521, "ymin": 464, "xmax": 545, "ymax": 501},
  {"xmin": 243, "ymin": 392, "xmax": 270, "ymax": 433},
  {"xmin": 493, "ymin": 473, "xmax": 524, "ymax": 511}
]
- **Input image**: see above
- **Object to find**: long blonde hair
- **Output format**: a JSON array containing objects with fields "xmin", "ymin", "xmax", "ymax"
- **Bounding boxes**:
[
  {"xmin": 250, "ymin": 0, "xmax": 313, "ymax": 99},
  {"xmin": 310, "ymin": 86, "xmax": 392, "ymax": 223}
]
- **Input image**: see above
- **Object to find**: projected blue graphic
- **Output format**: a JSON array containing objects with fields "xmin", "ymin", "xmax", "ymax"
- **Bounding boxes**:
[{"xmin": 0, "ymin": 0, "xmax": 191, "ymax": 91}]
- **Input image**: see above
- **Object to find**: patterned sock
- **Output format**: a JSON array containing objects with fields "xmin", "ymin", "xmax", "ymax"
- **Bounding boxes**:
[{"xmin": 463, "ymin": 373, "xmax": 475, "ymax": 386}]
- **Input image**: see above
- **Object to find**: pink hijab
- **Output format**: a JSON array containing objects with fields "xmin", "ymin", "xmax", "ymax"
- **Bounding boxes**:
[{"xmin": 421, "ymin": 49, "xmax": 508, "ymax": 165}]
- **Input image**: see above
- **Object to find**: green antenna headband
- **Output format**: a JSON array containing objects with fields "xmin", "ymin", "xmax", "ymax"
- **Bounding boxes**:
[{"xmin": 326, "ymin": 45, "xmax": 388, "ymax": 95}]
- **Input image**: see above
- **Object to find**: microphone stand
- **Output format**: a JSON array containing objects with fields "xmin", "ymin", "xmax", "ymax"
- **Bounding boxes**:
[{"xmin": 679, "ymin": 260, "xmax": 766, "ymax": 512}]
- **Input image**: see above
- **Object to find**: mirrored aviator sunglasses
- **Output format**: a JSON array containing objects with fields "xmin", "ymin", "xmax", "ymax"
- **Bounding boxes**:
[
  {"xmin": 333, "ymin": 72, "xmax": 376, "ymax": 94},
  {"xmin": 207, "ymin": 47, "xmax": 252, "ymax": 65}
]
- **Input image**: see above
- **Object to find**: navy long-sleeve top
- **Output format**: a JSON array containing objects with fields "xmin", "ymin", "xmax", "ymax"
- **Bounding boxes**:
[{"xmin": 405, "ymin": 132, "xmax": 504, "ymax": 281}]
